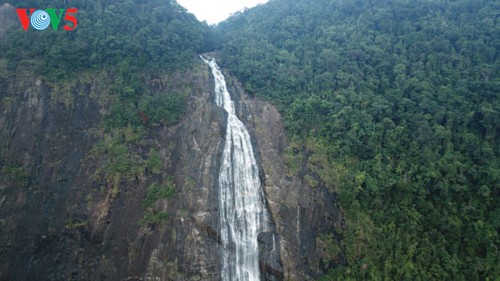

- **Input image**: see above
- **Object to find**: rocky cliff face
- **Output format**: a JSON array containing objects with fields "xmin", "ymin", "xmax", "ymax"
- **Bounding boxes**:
[
  {"xmin": 224, "ymin": 72, "xmax": 343, "ymax": 281},
  {"xmin": 0, "ymin": 60, "xmax": 341, "ymax": 280}
]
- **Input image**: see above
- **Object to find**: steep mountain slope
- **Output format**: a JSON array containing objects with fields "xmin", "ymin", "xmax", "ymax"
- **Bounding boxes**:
[
  {"xmin": 217, "ymin": 0, "xmax": 499, "ymax": 279},
  {"xmin": 0, "ymin": 0, "xmax": 340, "ymax": 280},
  {"xmin": 0, "ymin": 1, "xmax": 211, "ymax": 279},
  {"xmin": 2, "ymin": 0, "xmax": 498, "ymax": 280}
]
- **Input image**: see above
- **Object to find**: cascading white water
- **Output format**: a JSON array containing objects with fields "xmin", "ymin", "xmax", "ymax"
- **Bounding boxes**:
[{"xmin": 202, "ymin": 56, "xmax": 268, "ymax": 281}]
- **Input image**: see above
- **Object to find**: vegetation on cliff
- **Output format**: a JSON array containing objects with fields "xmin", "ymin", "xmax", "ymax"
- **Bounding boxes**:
[
  {"xmin": 217, "ymin": 0, "xmax": 499, "ymax": 279},
  {"xmin": 1, "ymin": 0, "xmax": 498, "ymax": 279},
  {"xmin": 0, "ymin": 0, "xmax": 213, "ymax": 224}
]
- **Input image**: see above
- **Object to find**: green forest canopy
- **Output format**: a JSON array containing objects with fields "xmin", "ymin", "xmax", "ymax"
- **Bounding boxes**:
[{"xmin": 216, "ymin": 0, "xmax": 499, "ymax": 279}]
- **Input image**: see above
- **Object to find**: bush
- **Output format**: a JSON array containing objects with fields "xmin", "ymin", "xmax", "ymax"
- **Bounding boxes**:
[
  {"xmin": 2, "ymin": 165, "xmax": 28, "ymax": 185},
  {"xmin": 142, "ymin": 181, "xmax": 176, "ymax": 209}
]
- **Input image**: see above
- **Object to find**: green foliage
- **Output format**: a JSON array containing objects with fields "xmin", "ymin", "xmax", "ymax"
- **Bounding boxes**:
[
  {"xmin": 64, "ymin": 220, "xmax": 87, "ymax": 230},
  {"xmin": 138, "ymin": 92, "xmax": 186, "ymax": 125},
  {"xmin": 91, "ymin": 128, "xmax": 146, "ymax": 191},
  {"xmin": 283, "ymin": 141, "xmax": 302, "ymax": 175},
  {"xmin": 103, "ymin": 90, "xmax": 186, "ymax": 128},
  {"xmin": 1, "ymin": 97, "xmax": 14, "ymax": 110},
  {"xmin": 141, "ymin": 180, "xmax": 175, "ymax": 225},
  {"xmin": 104, "ymin": 101, "xmax": 141, "ymax": 129},
  {"xmin": 0, "ymin": 0, "xmax": 214, "ymax": 82},
  {"xmin": 317, "ymin": 233, "xmax": 342, "ymax": 266},
  {"xmin": 2, "ymin": 164, "xmax": 28, "ymax": 185},
  {"xmin": 140, "ymin": 211, "xmax": 169, "ymax": 225},
  {"xmin": 2, "ymin": 1, "xmax": 199, "ymax": 204},
  {"xmin": 218, "ymin": 0, "xmax": 499, "ymax": 279},
  {"xmin": 145, "ymin": 148, "xmax": 162, "ymax": 175},
  {"xmin": 142, "ymin": 181, "xmax": 176, "ymax": 209},
  {"xmin": 50, "ymin": 80, "xmax": 77, "ymax": 109}
]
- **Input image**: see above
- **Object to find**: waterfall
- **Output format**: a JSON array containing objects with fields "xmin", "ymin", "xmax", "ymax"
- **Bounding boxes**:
[
  {"xmin": 296, "ymin": 206, "xmax": 300, "ymax": 245},
  {"xmin": 201, "ymin": 56, "xmax": 268, "ymax": 281}
]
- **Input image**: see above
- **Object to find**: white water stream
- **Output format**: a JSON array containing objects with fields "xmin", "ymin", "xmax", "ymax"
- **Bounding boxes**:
[{"xmin": 202, "ymin": 57, "xmax": 268, "ymax": 281}]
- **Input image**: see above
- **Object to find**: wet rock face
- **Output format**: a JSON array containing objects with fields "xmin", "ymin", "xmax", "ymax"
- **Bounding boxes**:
[
  {"xmin": 0, "ymin": 66, "xmax": 226, "ymax": 280},
  {"xmin": 225, "ymin": 72, "xmax": 343, "ymax": 280},
  {"xmin": 0, "ymin": 61, "xmax": 342, "ymax": 280},
  {"xmin": 258, "ymin": 232, "xmax": 284, "ymax": 281},
  {"xmin": 0, "ymin": 75, "xmax": 102, "ymax": 280},
  {"xmin": 159, "ymin": 66, "xmax": 225, "ymax": 280}
]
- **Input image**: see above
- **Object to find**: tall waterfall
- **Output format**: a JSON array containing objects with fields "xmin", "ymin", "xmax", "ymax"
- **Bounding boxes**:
[{"xmin": 202, "ymin": 57, "xmax": 268, "ymax": 281}]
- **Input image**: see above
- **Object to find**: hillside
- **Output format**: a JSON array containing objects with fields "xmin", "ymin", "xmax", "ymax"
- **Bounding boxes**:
[
  {"xmin": 216, "ymin": 0, "xmax": 499, "ymax": 279},
  {"xmin": 0, "ymin": 0, "xmax": 218, "ymax": 279},
  {"xmin": 0, "ymin": 0, "xmax": 498, "ymax": 280},
  {"xmin": 0, "ymin": 1, "xmax": 337, "ymax": 280}
]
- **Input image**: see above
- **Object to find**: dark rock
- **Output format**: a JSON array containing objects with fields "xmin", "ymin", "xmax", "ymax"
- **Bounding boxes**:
[
  {"xmin": 0, "ymin": 59, "xmax": 342, "ymax": 280},
  {"xmin": 226, "ymin": 69, "xmax": 343, "ymax": 280},
  {"xmin": 258, "ymin": 232, "xmax": 284, "ymax": 281}
]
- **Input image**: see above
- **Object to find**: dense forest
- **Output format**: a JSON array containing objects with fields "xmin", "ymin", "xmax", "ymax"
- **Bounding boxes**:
[
  {"xmin": 2, "ymin": 0, "xmax": 213, "ymax": 77},
  {"xmin": 216, "ymin": 0, "xmax": 499, "ymax": 279},
  {"xmin": 1, "ymin": 0, "xmax": 213, "ymax": 125}
]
